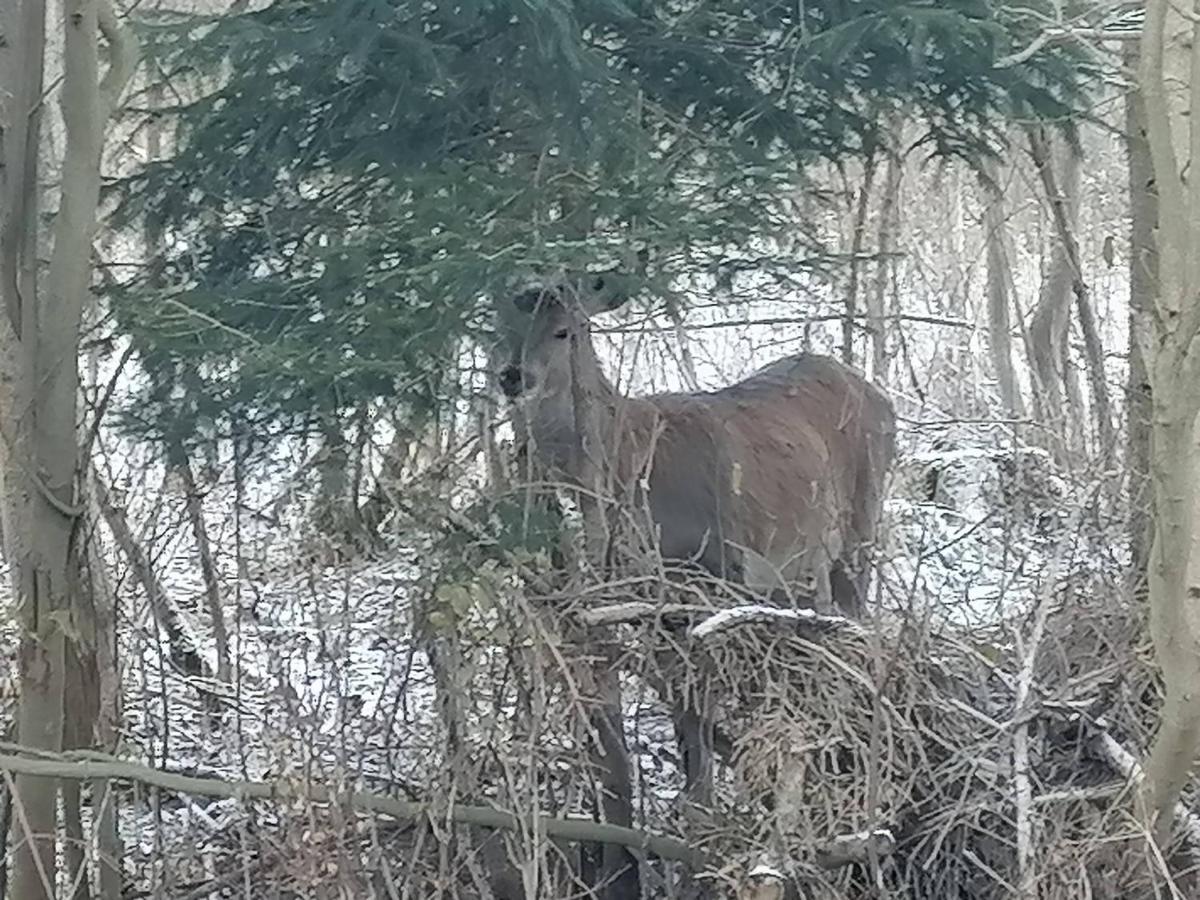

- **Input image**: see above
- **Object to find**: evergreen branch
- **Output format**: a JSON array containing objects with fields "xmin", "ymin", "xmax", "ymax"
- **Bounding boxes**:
[{"xmin": 0, "ymin": 745, "xmax": 704, "ymax": 867}]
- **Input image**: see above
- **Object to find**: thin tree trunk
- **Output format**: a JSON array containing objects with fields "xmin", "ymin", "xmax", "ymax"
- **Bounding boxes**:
[
  {"xmin": 359, "ymin": 433, "xmax": 408, "ymax": 535},
  {"xmin": 868, "ymin": 133, "xmax": 903, "ymax": 383},
  {"xmin": 312, "ymin": 413, "xmax": 352, "ymax": 537},
  {"xmin": 842, "ymin": 154, "xmax": 878, "ymax": 365},
  {"xmin": 170, "ymin": 443, "xmax": 231, "ymax": 682},
  {"xmin": 665, "ymin": 296, "xmax": 701, "ymax": 391},
  {"xmin": 93, "ymin": 467, "xmax": 210, "ymax": 680},
  {"xmin": 1027, "ymin": 127, "xmax": 1115, "ymax": 462},
  {"xmin": 980, "ymin": 162, "xmax": 1026, "ymax": 419},
  {"xmin": 1026, "ymin": 133, "xmax": 1080, "ymax": 464},
  {"xmin": 63, "ymin": 504, "xmax": 101, "ymax": 900},
  {"xmin": 80, "ymin": 496, "xmax": 123, "ymax": 900},
  {"xmin": 63, "ymin": 638, "xmax": 96, "ymax": 900},
  {"xmin": 566, "ymin": 327, "xmax": 638, "ymax": 900},
  {"xmin": 1125, "ymin": 40, "xmax": 1157, "ymax": 588}
]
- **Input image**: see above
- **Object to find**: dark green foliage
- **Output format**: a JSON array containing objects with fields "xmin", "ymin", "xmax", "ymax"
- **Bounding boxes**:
[{"xmin": 108, "ymin": 0, "xmax": 1096, "ymax": 450}]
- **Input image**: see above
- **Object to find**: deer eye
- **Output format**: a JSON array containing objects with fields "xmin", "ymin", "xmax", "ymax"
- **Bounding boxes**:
[
  {"xmin": 554, "ymin": 327, "xmax": 570, "ymax": 340},
  {"xmin": 592, "ymin": 276, "xmax": 606, "ymax": 291}
]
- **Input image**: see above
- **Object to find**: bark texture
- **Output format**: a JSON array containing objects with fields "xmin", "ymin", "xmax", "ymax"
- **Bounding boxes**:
[
  {"xmin": 1125, "ymin": 40, "xmax": 1157, "ymax": 587},
  {"xmin": 1135, "ymin": 0, "xmax": 1200, "ymax": 848}
]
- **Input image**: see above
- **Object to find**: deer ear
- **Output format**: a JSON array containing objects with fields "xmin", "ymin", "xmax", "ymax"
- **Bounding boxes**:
[
  {"xmin": 512, "ymin": 285, "xmax": 561, "ymax": 313},
  {"xmin": 579, "ymin": 270, "xmax": 631, "ymax": 314}
]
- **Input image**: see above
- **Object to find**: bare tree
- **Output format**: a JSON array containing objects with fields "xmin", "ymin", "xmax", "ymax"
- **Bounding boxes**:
[
  {"xmin": 0, "ymin": 2, "xmax": 136, "ymax": 897},
  {"xmin": 1134, "ymin": 0, "xmax": 1200, "ymax": 846}
]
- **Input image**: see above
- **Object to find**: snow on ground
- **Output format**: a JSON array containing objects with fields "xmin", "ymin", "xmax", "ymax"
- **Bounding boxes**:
[{"xmin": 0, "ymin": 365, "xmax": 1123, "ymax": 887}]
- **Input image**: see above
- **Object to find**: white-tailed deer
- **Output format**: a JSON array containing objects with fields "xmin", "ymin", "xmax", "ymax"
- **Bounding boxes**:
[{"xmin": 496, "ymin": 271, "xmax": 896, "ymax": 614}]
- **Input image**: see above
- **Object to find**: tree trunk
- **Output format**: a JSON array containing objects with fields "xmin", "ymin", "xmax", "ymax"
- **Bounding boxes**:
[
  {"xmin": 1125, "ymin": 40, "xmax": 1157, "ymax": 588},
  {"xmin": 980, "ymin": 162, "xmax": 1026, "ymax": 419},
  {"xmin": 1026, "ymin": 133, "xmax": 1081, "ymax": 464},
  {"xmin": 358, "ymin": 414, "xmax": 416, "ymax": 536},
  {"xmin": 312, "ymin": 413, "xmax": 352, "ymax": 537},
  {"xmin": 169, "ymin": 441, "xmax": 231, "ymax": 682},
  {"xmin": 1135, "ymin": 0, "xmax": 1200, "ymax": 847},
  {"xmin": 868, "ymin": 133, "xmax": 903, "ymax": 383},
  {"xmin": 79, "ymin": 495, "xmax": 123, "ymax": 900},
  {"xmin": 842, "ymin": 154, "xmax": 877, "ymax": 365},
  {"xmin": 63, "ymin": 637, "xmax": 97, "ymax": 900},
  {"xmin": 566, "ymin": 324, "xmax": 638, "ymax": 900},
  {"xmin": 93, "ymin": 468, "xmax": 210, "ymax": 680},
  {"xmin": 0, "ymin": 4, "xmax": 134, "ymax": 897},
  {"xmin": 1027, "ymin": 127, "xmax": 1115, "ymax": 463},
  {"xmin": 0, "ymin": 3, "xmax": 59, "ymax": 895}
]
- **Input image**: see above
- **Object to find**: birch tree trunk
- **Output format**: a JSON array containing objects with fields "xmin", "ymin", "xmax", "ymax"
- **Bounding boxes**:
[
  {"xmin": 1135, "ymin": 0, "xmax": 1200, "ymax": 848},
  {"xmin": 0, "ymin": 3, "xmax": 136, "ymax": 897}
]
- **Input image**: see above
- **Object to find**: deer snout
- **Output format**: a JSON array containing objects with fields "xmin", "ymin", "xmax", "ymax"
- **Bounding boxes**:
[{"xmin": 498, "ymin": 365, "xmax": 527, "ymax": 397}]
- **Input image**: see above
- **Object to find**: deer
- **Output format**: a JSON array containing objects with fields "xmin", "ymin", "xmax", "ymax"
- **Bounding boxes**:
[{"xmin": 495, "ymin": 270, "xmax": 896, "ymax": 615}]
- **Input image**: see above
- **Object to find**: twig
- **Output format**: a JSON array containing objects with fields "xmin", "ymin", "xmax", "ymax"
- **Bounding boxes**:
[
  {"xmin": 1011, "ymin": 495, "xmax": 1090, "ymax": 899},
  {"xmin": 598, "ymin": 312, "xmax": 971, "ymax": 336}
]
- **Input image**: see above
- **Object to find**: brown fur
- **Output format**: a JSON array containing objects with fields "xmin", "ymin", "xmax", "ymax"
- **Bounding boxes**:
[{"xmin": 498, "ymin": 280, "xmax": 896, "ymax": 614}]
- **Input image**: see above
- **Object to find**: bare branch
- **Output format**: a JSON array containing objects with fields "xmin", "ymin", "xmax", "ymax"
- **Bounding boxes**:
[
  {"xmin": 690, "ymin": 604, "xmax": 865, "ymax": 641},
  {"xmin": 0, "ymin": 745, "xmax": 705, "ymax": 867},
  {"xmin": 97, "ymin": 0, "xmax": 138, "ymax": 121}
]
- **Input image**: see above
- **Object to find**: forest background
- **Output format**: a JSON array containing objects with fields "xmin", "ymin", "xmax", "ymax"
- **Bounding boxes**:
[{"xmin": 0, "ymin": 0, "xmax": 1198, "ymax": 898}]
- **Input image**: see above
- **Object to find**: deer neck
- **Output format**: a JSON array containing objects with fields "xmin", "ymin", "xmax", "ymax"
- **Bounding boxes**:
[{"xmin": 528, "ymin": 355, "xmax": 621, "ymax": 480}]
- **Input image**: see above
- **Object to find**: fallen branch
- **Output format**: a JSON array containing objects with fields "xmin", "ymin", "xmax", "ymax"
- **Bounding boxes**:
[
  {"xmin": 814, "ymin": 828, "xmax": 896, "ymax": 869},
  {"xmin": 0, "ymin": 746, "xmax": 703, "ymax": 867},
  {"xmin": 690, "ymin": 605, "xmax": 865, "ymax": 641},
  {"xmin": 577, "ymin": 601, "xmax": 711, "ymax": 627}
]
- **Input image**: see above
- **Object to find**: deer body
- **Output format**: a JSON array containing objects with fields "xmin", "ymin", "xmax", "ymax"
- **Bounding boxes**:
[{"xmin": 498, "ymin": 277, "xmax": 895, "ymax": 614}]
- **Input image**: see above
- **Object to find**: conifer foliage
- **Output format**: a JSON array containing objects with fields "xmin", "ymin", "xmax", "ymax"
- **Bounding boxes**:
[{"xmin": 110, "ymin": 0, "xmax": 1094, "ymax": 444}]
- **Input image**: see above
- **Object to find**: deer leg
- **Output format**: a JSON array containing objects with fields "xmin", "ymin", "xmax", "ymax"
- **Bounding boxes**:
[
  {"xmin": 811, "ymin": 562, "xmax": 835, "ymax": 615},
  {"xmin": 831, "ymin": 544, "xmax": 875, "ymax": 616},
  {"xmin": 674, "ymin": 704, "xmax": 714, "ymax": 806},
  {"xmin": 830, "ymin": 558, "xmax": 860, "ymax": 615}
]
